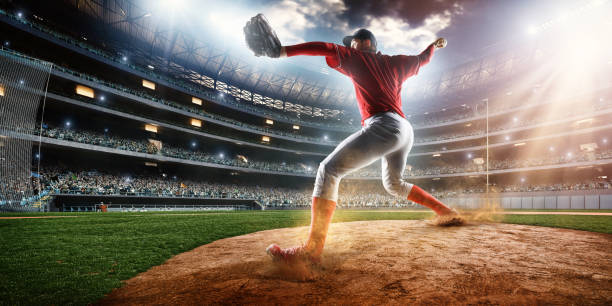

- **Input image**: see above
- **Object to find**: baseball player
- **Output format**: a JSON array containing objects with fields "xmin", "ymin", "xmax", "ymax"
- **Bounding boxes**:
[{"xmin": 244, "ymin": 16, "xmax": 463, "ymax": 266}]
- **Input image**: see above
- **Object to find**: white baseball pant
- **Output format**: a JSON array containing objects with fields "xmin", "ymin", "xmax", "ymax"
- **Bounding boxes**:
[{"xmin": 313, "ymin": 111, "xmax": 415, "ymax": 202}]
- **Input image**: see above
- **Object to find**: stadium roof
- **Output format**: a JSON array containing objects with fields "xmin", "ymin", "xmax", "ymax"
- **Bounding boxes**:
[
  {"xmin": 30, "ymin": 0, "xmax": 355, "ymax": 111},
  {"xmin": 10, "ymin": 0, "xmax": 610, "ymax": 116}
]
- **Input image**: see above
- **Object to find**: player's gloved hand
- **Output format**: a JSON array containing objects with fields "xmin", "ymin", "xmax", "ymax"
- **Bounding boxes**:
[
  {"xmin": 434, "ymin": 38, "xmax": 447, "ymax": 49},
  {"xmin": 244, "ymin": 14, "xmax": 282, "ymax": 58}
]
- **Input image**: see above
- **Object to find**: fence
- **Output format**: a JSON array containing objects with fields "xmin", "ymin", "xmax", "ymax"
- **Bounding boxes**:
[{"xmin": 442, "ymin": 192, "xmax": 612, "ymax": 210}]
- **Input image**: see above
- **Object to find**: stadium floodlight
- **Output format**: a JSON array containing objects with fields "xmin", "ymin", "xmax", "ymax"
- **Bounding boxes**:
[
  {"xmin": 207, "ymin": 9, "xmax": 251, "ymax": 42},
  {"xmin": 158, "ymin": 0, "xmax": 185, "ymax": 12},
  {"xmin": 557, "ymin": 11, "xmax": 569, "ymax": 22},
  {"xmin": 527, "ymin": 25, "xmax": 538, "ymax": 35}
]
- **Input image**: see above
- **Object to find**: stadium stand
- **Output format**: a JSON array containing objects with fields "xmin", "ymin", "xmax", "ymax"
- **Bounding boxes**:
[{"xmin": 37, "ymin": 167, "xmax": 612, "ymax": 210}]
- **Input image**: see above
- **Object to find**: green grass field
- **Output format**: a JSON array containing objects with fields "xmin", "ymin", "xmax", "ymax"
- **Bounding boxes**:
[{"xmin": 1, "ymin": 210, "xmax": 611, "ymax": 305}]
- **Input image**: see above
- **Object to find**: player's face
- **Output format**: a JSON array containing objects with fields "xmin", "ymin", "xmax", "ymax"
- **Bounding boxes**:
[{"xmin": 351, "ymin": 39, "xmax": 372, "ymax": 52}]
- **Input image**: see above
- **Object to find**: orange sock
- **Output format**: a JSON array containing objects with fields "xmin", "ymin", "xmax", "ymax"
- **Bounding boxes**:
[
  {"xmin": 407, "ymin": 185, "xmax": 452, "ymax": 215},
  {"xmin": 305, "ymin": 197, "xmax": 336, "ymax": 258}
]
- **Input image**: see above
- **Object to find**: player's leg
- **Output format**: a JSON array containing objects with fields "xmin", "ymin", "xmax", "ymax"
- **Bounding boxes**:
[
  {"xmin": 381, "ymin": 123, "xmax": 455, "ymax": 216},
  {"xmin": 268, "ymin": 113, "xmax": 406, "ymax": 263}
]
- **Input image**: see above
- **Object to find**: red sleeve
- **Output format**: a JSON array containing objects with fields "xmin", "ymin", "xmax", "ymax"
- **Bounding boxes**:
[
  {"xmin": 285, "ymin": 42, "xmax": 338, "ymax": 57},
  {"xmin": 396, "ymin": 43, "xmax": 435, "ymax": 80},
  {"xmin": 417, "ymin": 43, "xmax": 435, "ymax": 67}
]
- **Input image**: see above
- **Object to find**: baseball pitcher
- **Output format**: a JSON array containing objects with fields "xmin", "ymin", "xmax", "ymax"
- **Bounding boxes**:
[{"xmin": 244, "ymin": 14, "xmax": 463, "ymax": 266}]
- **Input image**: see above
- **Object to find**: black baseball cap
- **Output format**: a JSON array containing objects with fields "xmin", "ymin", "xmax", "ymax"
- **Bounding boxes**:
[{"xmin": 343, "ymin": 28, "xmax": 377, "ymax": 52}]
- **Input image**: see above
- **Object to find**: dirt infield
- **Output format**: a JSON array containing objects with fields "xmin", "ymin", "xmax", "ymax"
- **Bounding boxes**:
[{"xmin": 99, "ymin": 220, "xmax": 611, "ymax": 305}]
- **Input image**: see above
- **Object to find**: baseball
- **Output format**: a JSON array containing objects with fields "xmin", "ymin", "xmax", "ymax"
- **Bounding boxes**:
[{"xmin": 435, "ymin": 37, "xmax": 447, "ymax": 48}]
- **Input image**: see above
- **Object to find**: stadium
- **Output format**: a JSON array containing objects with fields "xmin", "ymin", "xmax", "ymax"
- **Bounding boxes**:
[{"xmin": 0, "ymin": 0, "xmax": 610, "ymax": 304}]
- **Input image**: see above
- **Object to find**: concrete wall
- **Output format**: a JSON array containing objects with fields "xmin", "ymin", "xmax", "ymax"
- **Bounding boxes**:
[
  {"xmin": 602, "ymin": 195, "xmax": 612, "ymax": 209},
  {"xmin": 50, "ymin": 194, "xmax": 263, "ymax": 211},
  {"xmin": 442, "ymin": 192, "xmax": 612, "ymax": 209}
]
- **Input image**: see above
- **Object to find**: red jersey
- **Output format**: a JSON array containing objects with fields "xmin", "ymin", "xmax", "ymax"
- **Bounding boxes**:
[{"xmin": 285, "ymin": 42, "xmax": 435, "ymax": 125}]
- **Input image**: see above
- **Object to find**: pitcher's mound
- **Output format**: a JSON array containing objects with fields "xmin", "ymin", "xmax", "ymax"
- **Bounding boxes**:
[{"xmin": 99, "ymin": 220, "xmax": 612, "ymax": 305}]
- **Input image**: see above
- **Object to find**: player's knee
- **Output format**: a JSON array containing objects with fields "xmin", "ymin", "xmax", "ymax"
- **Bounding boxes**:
[
  {"xmin": 317, "ymin": 160, "xmax": 338, "ymax": 179},
  {"xmin": 382, "ymin": 179, "xmax": 403, "ymax": 197}
]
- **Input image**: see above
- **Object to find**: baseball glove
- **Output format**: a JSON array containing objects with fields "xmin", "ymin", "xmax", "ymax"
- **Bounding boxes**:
[{"xmin": 244, "ymin": 14, "xmax": 282, "ymax": 58}]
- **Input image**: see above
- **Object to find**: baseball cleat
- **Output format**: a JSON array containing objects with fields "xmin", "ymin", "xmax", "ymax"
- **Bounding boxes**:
[
  {"xmin": 433, "ymin": 208, "xmax": 465, "ymax": 226},
  {"xmin": 266, "ymin": 244, "xmax": 320, "ymax": 265}
]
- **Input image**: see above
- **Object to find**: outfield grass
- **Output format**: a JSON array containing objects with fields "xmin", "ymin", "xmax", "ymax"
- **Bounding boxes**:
[{"xmin": 0, "ymin": 210, "xmax": 610, "ymax": 305}]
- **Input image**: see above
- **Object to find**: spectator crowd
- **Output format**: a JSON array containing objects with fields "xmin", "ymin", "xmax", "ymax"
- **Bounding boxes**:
[
  {"xmin": 38, "ymin": 126, "xmax": 612, "ymax": 178},
  {"xmin": 38, "ymin": 167, "xmax": 612, "ymax": 209}
]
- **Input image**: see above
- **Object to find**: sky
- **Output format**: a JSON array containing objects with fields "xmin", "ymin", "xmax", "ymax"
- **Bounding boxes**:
[
  {"xmin": 153, "ymin": 0, "xmax": 610, "ymax": 110},
  {"xmin": 193, "ymin": 0, "xmax": 600, "ymax": 72}
]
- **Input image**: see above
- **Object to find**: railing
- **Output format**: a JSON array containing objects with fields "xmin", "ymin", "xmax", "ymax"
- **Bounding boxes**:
[
  {"xmin": 62, "ymin": 204, "xmax": 249, "ymax": 212},
  {"xmin": 0, "ymin": 190, "xmax": 52, "ymax": 212},
  {"xmin": 52, "ymin": 189, "xmax": 261, "ymax": 199},
  {"xmin": 47, "ymin": 92, "xmax": 330, "ymax": 155},
  {"xmin": 52, "ymin": 65, "xmax": 342, "ymax": 144}
]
